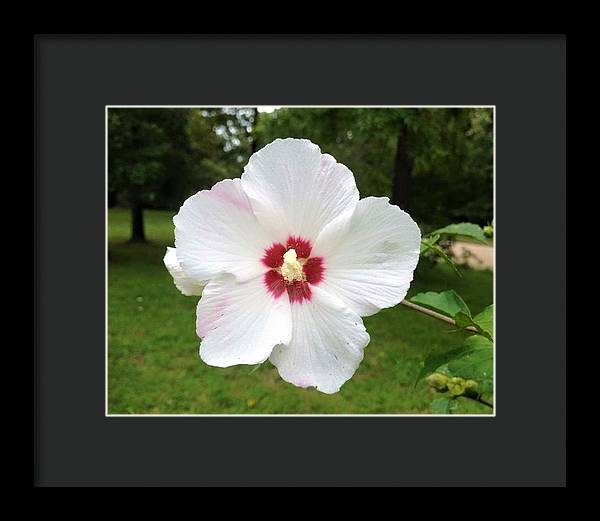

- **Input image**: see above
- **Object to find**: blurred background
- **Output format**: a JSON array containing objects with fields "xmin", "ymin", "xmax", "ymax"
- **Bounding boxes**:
[{"xmin": 108, "ymin": 107, "xmax": 493, "ymax": 414}]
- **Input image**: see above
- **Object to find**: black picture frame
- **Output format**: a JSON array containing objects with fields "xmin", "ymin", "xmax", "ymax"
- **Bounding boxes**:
[{"xmin": 35, "ymin": 34, "xmax": 566, "ymax": 487}]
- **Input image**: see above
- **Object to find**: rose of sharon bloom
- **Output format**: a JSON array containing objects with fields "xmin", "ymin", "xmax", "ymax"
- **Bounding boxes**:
[{"xmin": 164, "ymin": 138, "xmax": 421, "ymax": 394}]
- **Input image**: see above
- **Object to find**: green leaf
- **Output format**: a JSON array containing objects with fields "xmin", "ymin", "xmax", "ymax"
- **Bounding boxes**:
[
  {"xmin": 430, "ymin": 396, "xmax": 456, "ymax": 414},
  {"xmin": 410, "ymin": 292, "xmax": 493, "ymax": 340},
  {"xmin": 454, "ymin": 311, "xmax": 476, "ymax": 329},
  {"xmin": 461, "ymin": 335, "xmax": 493, "ymax": 350},
  {"xmin": 448, "ymin": 349, "xmax": 493, "ymax": 387},
  {"xmin": 453, "ymin": 310, "xmax": 493, "ymax": 341},
  {"xmin": 479, "ymin": 379, "xmax": 494, "ymax": 395},
  {"xmin": 447, "ymin": 336, "xmax": 493, "ymax": 391},
  {"xmin": 417, "ymin": 346, "xmax": 471, "ymax": 384},
  {"xmin": 473, "ymin": 305, "xmax": 493, "ymax": 339},
  {"xmin": 415, "ymin": 335, "xmax": 492, "ymax": 385},
  {"xmin": 432, "ymin": 222, "xmax": 487, "ymax": 243},
  {"xmin": 410, "ymin": 290, "xmax": 470, "ymax": 318}
]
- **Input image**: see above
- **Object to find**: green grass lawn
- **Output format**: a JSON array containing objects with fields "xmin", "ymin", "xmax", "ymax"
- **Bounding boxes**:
[{"xmin": 108, "ymin": 208, "xmax": 493, "ymax": 414}]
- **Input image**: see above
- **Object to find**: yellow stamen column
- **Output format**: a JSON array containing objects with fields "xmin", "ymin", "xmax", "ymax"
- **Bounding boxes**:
[{"xmin": 281, "ymin": 249, "xmax": 305, "ymax": 283}]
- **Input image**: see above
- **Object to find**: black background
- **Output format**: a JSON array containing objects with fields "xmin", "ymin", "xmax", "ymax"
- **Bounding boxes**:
[{"xmin": 35, "ymin": 35, "xmax": 566, "ymax": 486}]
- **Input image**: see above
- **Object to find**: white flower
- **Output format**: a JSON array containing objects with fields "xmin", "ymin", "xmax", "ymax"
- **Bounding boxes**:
[
  {"xmin": 165, "ymin": 138, "xmax": 421, "ymax": 394},
  {"xmin": 163, "ymin": 247, "xmax": 206, "ymax": 296}
]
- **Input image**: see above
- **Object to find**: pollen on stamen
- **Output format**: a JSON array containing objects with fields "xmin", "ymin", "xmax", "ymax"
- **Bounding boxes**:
[
  {"xmin": 262, "ymin": 236, "xmax": 325, "ymax": 304},
  {"xmin": 281, "ymin": 248, "xmax": 305, "ymax": 283}
]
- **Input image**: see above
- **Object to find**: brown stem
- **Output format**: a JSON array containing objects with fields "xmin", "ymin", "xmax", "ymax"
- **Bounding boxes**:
[
  {"xmin": 464, "ymin": 393, "xmax": 494, "ymax": 409},
  {"xmin": 400, "ymin": 299, "xmax": 481, "ymax": 335},
  {"xmin": 475, "ymin": 396, "xmax": 494, "ymax": 408}
]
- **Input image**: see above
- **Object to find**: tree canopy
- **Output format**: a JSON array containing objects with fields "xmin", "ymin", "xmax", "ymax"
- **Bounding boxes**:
[{"xmin": 108, "ymin": 107, "xmax": 493, "ymax": 241}]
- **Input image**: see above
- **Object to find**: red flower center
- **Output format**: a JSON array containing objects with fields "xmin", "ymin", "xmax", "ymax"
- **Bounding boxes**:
[{"xmin": 262, "ymin": 236, "xmax": 324, "ymax": 303}]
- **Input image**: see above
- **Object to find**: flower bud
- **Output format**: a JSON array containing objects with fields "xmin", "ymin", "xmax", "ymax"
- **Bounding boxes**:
[
  {"xmin": 465, "ymin": 379, "xmax": 478, "ymax": 392},
  {"xmin": 447, "ymin": 377, "xmax": 467, "ymax": 396},
  {"xmin": 426, "ymin": 372, "xmax": 449, "ymax": 391}
]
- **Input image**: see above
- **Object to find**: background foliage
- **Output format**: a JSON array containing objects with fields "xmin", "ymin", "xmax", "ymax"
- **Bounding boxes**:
[{"xmin": 108, "ymin": 107, "xmax": 493, "ymax": 237}]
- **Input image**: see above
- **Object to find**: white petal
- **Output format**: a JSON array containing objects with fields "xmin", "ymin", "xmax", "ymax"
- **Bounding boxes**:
[
  {"xmin": 241, "ymin": 138, "xmax": 359, "ymax": 243},
  {"xmin": 312, "ymin": 197, "xmax": 421, "ymax": 317},
  {"xmin": 174, "ymin": 178, "xmax": 273, "ymax": 282},
  {"xmin": 197, "ymin": 275, "xmax": 292, "ymax": 368},
  {"xmin": 163, "ymin": 247, "xmax": 206, "ymax": 296},
  {"xmin": 269, "ymin": 286, "xmax": 370, "ymax": 394}
]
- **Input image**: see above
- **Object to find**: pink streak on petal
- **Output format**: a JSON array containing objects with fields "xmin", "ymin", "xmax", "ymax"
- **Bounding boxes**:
[
  {"xmin": 196, "ymin": 298, "xmax": 229, "ymax": 338},
  {"xmin": 292, "ymin": 380, "xmax": 311, "ymax": 389},
  {"xmin": 209, "ymin": 181, "xmax": 252, "ymax": 212}
]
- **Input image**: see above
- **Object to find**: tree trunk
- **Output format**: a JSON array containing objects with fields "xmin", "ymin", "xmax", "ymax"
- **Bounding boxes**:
[
  {"xmin": 130, "ymin": 202, "xmax": 146, "ymax": 243},
  {"xmin": 251, "ymin": 108, "xmax": 259, "ymax": 154},
  {"xmin": 391, "ymin": 120, "xmax": 412, "ymax": 211}
]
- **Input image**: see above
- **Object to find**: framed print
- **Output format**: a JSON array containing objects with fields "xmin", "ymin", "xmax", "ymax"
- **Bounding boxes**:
[{"xmin": 35, "ymin": 34, "xmax": 566, "ymax": 487}]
